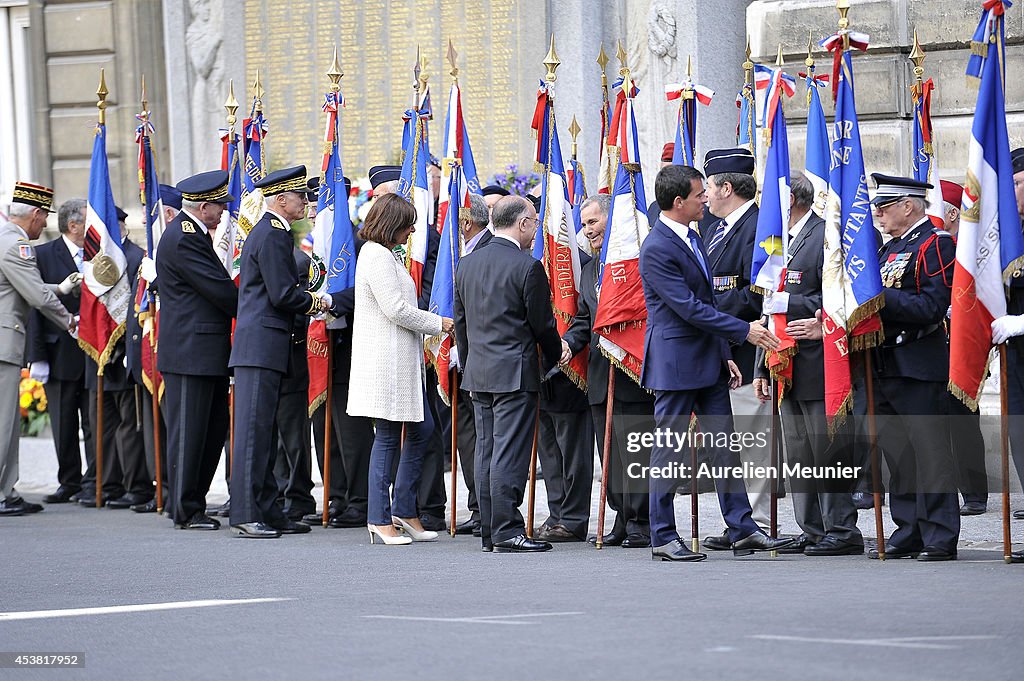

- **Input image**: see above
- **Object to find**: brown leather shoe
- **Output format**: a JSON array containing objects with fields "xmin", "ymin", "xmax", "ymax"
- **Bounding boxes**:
[{"xmin": 535, "ymin": 524, "xmax": 583, "ymax": 543}]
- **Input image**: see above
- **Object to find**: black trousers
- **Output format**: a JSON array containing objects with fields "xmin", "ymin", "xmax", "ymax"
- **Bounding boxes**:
[
  {"xmin": 311, "ymin": 403, "xmax": 345, "ymax": 505},
  {"xmin": 141, "ymin": 384, "xmax": 169, "ymax": 507},
  {"xmin": 310, "ymin": 382, "xmax": 373, "ymax": 515},
  {"xmin": 164, "ymin": 372, "xmax": 229, "ymax": 524},
  {"xmin": 83, "ymin": 388, "xmax": 133, "ymax": 499},
  {"xmin": 230, "ymin": 367, "xmax": 288, "ymax": 527},
  {"xmin": 874, "ymin": 376, "xmax": 959, "ymax": 552},
  {"xmin": 592, "ymin": 399, "xmax": 651, "ymax": 536},
  {"xmin": 43, "ymin": 377, "xmax": 91, "ymax": 491},
  {"xmin": 538, "ymin": 408, "xmax": 594, "ymax": 538},
  {"xmin": 417, "ymin": 370, "xmax": 450, "ymax": 520},
  {"xmin": 273, "ymin": 387, "xmax": 315, "ymax": 515},
  {"xmin": 779, "ymin": 398, "xmax": 861, "ymax": 544},
  {"xmin": 948, "ymin": 393, "xmax": 988, "ymax": 505},
  {"xmin": 473, "ymin": 390, "xmax": 537, "ymax": 544},
  {"xmin": 455, "ymin": 388, "xmax": 479, "ymax": 520}
]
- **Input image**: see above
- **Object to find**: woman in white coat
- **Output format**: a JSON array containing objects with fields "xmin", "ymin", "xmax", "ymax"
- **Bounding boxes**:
[{"xmin": 347, "ymin": 194, "xmax": 454, "ymax": 545}]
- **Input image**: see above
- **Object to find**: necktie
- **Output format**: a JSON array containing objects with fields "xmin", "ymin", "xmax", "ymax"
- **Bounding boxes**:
[
  {"xmin": 706, "ymin": 219, "xmax": 728, "ymax": 256},
  {"xmin": 75, "ymin": 249, "xmax": 84, "ymax": 273},
  {"xmin": 688, "ymin": 231, "xmax": 710, "ymax": 280}
]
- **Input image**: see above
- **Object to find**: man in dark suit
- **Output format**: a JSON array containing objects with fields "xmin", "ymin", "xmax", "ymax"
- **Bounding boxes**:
[
  {"xmin": 156, "ymin": 170, "xmax": 238, "ymax": 531},
  {"xmin": 229, "ymin": 166, "xmax": 340, "ymax": 538},
  {"xmin": 455, "ymin": 195, "xmax": 562, "ymax": 553},
  {"xmin": 564, "ymin": 194, "xmax": 654, "ymax": 547},
  {"xmin": 867, "ymin": 174, "xmax": 960, "ymax": 561},
  {"xmin": 700, "ymin": 148, "xmax": 773, "ymax": 549},
  {"xmin": 639, "ymin": 164, "xmax": 793, "ymax": 561},
  {"xmin": 27, "ymin": 198, "xmax": 93, "ymax": 504},
  {"xmin": 753, "ymin": 174, "xmax": 863, "ymax": 556}
]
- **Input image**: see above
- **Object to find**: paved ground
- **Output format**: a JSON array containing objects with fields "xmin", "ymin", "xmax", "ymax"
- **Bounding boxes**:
[{"xmin": 4, "ymin": 436, "xmax": 1024, "ymax": 680}]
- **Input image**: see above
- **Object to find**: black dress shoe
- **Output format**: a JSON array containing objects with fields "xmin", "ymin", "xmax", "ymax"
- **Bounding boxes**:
[
  {"xmin": 79, "ymin": 494, "xmax": 116, "ymax": 508},
  {"xmin": 106, "ymin": 493, "xmax": 151, "ymax": 510},
  {"xmin": 493, "ymin": 534, "xmax": 552, "ymax": 553},
  {"xmin": 535, "ymin": 524, "xmax": 582, "ymax": 543},
  {"xmin": 43, "ymin": 486, "xmax": 80, "ymax": 504},
  {"xmin": 851, "ymin": 491, "xmax": 873, "ymax": 510},
  {"xmin": 284, "ymin": 508, "xmax": 315, "ymax": 522},
  {"xmin": 588, "ymin": 528, "xmax": 627, "ymax": 547},
  {"xmin": 453, "ymin": 518, "xmax": 480, "ymax": 536},
  {"xmin": 652, "ymin": 538, "xmax": 707, "ymax": 562},
  {"xmin": 175, "ymin": 514, "xmax": 220, "ymax": 530},
  {"xmin": 868, "ymin": 543, "xmax": 920, "ymax": 559},
  {"xmin": 19, "ymin": 499, "xmax": 43, "ymax": 514},
  {"xmin": 130, "ymin": 498, "xmax": 157, "ymax": 513},
  {"xmin": 1014, "ymin": 510, "xmax": 1024, "ymax": 521},
  {"xmin": 1009, "ymin": 551, "xmax": 1024, "ymax": 563},
  {"xmin": 328, "ymin": 507, "xmax": 367, "ymax": 528},
  {"xmin": 273, "ymin": 519, "xmax": 311, "ymax": 534},
  {"xmin": 959, "ymin": 501, "xmax": 987, "ymax": 516},
  {"xmin": 702, "ymin": 529, "xmax": 731, "ymax": 551},
  {"xmin": 777, "ymin": 533, "xmax": 820, "ymax": 554},
  {"xmin": 804, "ymin": 535, "xmax": 864, "ymax": 556},
  {"xmin": 917, "ymin": 546, "xmax": 957, "ymax": 561},
  {"xmin": 208, "ymin": 500, "xmax": 231, "ymax": 517},
  {"xmin": 0, "ymin": 498, "xmax": 26, "ymax": 516},
  {"xmin": 621, "ymin": 533, "xmax": 652, "ymax": 549},
  {"xmin": 419, "ymin": 515, "xmax": 446, "ymax": 532},
  {"xmin": 481, "ymin": 540, "xmax": 494, "ymax": 552},
  {"xmin": 731, "ymin": 531, "xmax": 796, "ymax": 556},
  {"xmin": 231, "ymin": 522, "xmax": 281, "ymax": 538}
]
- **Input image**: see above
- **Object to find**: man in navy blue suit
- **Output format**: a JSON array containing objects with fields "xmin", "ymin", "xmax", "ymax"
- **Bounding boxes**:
[{"xmin": 639, "ymin": 165, "xmax": 794, "ymax": 561}]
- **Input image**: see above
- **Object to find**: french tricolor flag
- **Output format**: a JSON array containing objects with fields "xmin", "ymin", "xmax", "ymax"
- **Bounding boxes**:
[
  {"xmin": 436, "ymin": 80, "xmax": 480, "ymax": 236},
  {"xmin": 399, "ymin": 108, "xmax": 433, "ymax": 296}
]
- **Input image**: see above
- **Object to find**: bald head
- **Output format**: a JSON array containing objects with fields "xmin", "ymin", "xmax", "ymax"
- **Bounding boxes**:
[{"xmin": 490, "ymin": 195, "xmax": 537, "ymax": 250}]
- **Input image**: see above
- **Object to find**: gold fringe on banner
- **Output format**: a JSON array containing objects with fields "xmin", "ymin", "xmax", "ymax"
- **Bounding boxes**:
[{"xmin": 77, "ymin": 322, "xmax": 127, "ymax": 377}]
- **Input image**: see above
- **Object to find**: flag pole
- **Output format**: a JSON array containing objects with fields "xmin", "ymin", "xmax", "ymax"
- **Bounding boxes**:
[
  {"xmin": 595, "ymin": 366, "xmax": 614, "ymax": 549},
  {"xmin": 447, "ymin": 43, "xmax": 460, "ymax": 538},
  {"xmin": 768, "ymin": 46, "xmax": 785, "ymax": 558},
  {"xmin": 93, "ymin": 70, "xmax": 109, "ymax": 510},
  {"xmin": 140, "ymin": 76, "xmax": 164, "ymax": 514},
  {"xmin": 1000, "ymin": 344, "xmax": 1011, "ymax": 562}
]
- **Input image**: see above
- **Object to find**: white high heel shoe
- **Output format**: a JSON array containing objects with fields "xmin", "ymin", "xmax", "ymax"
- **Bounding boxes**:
[
  {"xmin": 368, "ymin": 524, "xmax": 412, "ymax": 545},
  {"xmin": 392, "ymin": 516, "xmax": 439, "ymax": 542}
]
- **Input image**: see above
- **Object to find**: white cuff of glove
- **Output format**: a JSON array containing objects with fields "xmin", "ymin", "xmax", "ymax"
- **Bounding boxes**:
[
  {"xmin": 29, "ymin": 361, "xmax": 50, "ymax": 384},
  {"xmin": 991, "ymin": 314, "xmax": 1024, "ymax": 345},
  {"xmin": 763, "ymin": 291, "xmax": 790, "ymax": 315}
]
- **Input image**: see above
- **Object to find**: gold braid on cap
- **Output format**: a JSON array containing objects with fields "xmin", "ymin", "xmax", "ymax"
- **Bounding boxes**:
[
  {"xmin": 181, "ymin": 185, "xmax": 229, "ymax": 202},
  {"xmin": 260, "ymin": 177, "xmax": 308, "ymax": 196},
  {"xmin": 12, "ymin": 186, "xmax": 55, "ymax": 207}
]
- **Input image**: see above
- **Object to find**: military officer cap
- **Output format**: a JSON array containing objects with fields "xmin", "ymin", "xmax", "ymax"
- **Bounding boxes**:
[
  {"xmin": 177, "ymin": 170, "xmax": 234, "ymax": 204},
  {"xmin": 1012, "ymin": 147, "xmax": 1024, "ymax": 174},
  {"xmin": 255, "ymin": 165, "xmax": 308, "ymax": 196},
  {"xmin": 703, "ymin": 148, "xmax": 755, "ymax": 177},
  {"xmin": 869, "ymin": 173, "xmax": 932, "ymax": 208},
  {"xmin": 11, "ymin": 181, "xmax": 56, "ymax": 213},
  {"xmin": 159, "ymin": 184, "xmax": 182, "ymax": 210},
  {"xmin": 116, "ymin": 206, "xmax": 128, "ymax": 223},
  {"xmin": 368, "ymin": 165, "xmax": 401, "ymax": 189},
  {"xmin": 481, "ymin": 184, "xmax": 510, "ymax": 198},
  {"xmin": 940, "ymin": 180, "xmax": 962, "ymax": 209},
  {"xmin": 306, "ymin": 176, "xmax": 352, "ymax": 202}
]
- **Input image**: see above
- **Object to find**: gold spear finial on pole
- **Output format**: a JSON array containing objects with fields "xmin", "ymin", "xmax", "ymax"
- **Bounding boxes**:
[
  {"xmin": 909, "ymin": 29, "xmax": 926, "ymax": 82},
  {"xmin": 805, "ymin": 30, "xmax": 815, "ymax": 70},
  {"xmin": 776, "ymin": 44, "xmax": 785, "ymax": 67},
  {"xmin": 447, "ymin": 38, "xmax": 459, "ymax": 80},
  {"xmin": 412, "ymin": 46, "xmax": 422, "ymax": 106},
  {"xmin": 252, "ymin": 69, "xmax": 264, "ymax": 114},
  {"xmin": 683, "ymin": 55, "xmax": 694, "ymax": 100},
  {"xmin": 96, "ymin": 68, "xmax": 109, "ymax": 126},
  {"xmin": 418, "ymin": 48, "xmax": 430, "ymax": 93},
  {"xmin": 224, "ymin": 79, "xmax": 239, "ymax": 129},
  {"xmin": 327, "ymin": 45, "xmax": 344, "ymax": 92},
  {"xmin": 597, "ymin": 44, "xmax": 609, "ymax": 87},
  {"xmin": 543, "ymin": 34, "xmax": 561, "ymax": 84},
  {"xmin": 616, "ymin": 41, "xmax": 632, "ymax": 93},
  {"xmin": 140, "ymin": 74, "xmax": 148, "ymax": 118},
  {"xmin": 742, "ymin": 35, "xmax": 755, "ymax": 95},
  {"xmin": 837, "ymin": 0, "xmax": 851, "ymax": 50},
  {"xmin": 569, "ymin": 115, "xmax": 581, "ymax": 160}
]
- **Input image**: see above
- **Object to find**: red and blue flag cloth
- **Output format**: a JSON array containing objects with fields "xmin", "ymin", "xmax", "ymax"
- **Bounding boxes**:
[
  {"xmin": 399, "ymin": 107, "xmax": 433, "ymax": 296},
  {"xmin": 735, "ymin": 82, "xmax": 756, "ymax": 158},
  {"xmin": 950, "ymin": 0, "xmax": 1024, "ymax": 408},
  {"xmin": 436, "ymin": 81, "xmax": 480, "ymax": 236},
  {"xmin": 820, "ymin": 39, "xmax": 885, "ymax": 430},
  {"xmin": 800, "ymin": 70, "xmax": 831, "ymax": 216},
  {"xmin": 238, "ymin": 102, "xmax": 268, "ymax": 232},
  {"xmin": 135, "ymin": 122, "xmax": 165, "ymax": 397},
  {"xmin": 911, "ymin": 77, "xmax": 947, "ymax": 228},
  {"xmin": 308, "ymin": 89, "xmax": 357, "ymax": 414},
  {"xmin": 80, "ymin": 122, "xmax": 132, "ymax": 370},
  {"xmin": 593, "ymin": 77, "xmax": 649, "ymax": 383},
  {"xmin": 426, "ymin": 162, "xmax": 469, "ymax": 405},
  {"xmin": 212, "ymin": 124, "xmax": 244, "ymax": 281},
  {"xmin": 665, "ymin": 77, "xmax": 713, "ymax": 167},
  {"xmin": 597, "ymin": 80, "xmax": 614, "ymax": 194},
  {"xmin": 531, "ymin": 80, "xmax": 587, "ymax": 389}
]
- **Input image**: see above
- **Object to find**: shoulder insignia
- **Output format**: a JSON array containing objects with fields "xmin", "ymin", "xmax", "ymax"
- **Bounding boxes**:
[
  {"xmin": 181, "ymin": 220, "xmax": 196, "ymax": 234},
  {"xmin": 932, "ymin": 228, "xmax": 952, "ymax": 238},
  {"xmin": 272, "ymin": 219, "xmax": 287, "ymax": 231},
  {"xmin": 17, "ymin": 244, "xmax": 32, "ymax": 259}
]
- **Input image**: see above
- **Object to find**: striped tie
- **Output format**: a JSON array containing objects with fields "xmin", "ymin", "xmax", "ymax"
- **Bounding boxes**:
[{"xmin": 706, "ymin": 219, "xmax": 728, "ymax": 256}]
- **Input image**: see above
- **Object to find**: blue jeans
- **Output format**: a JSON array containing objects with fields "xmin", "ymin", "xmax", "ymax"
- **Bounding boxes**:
[{"xmin": 367, "ymin": 387, "xmax": 434, "ymax": 525}]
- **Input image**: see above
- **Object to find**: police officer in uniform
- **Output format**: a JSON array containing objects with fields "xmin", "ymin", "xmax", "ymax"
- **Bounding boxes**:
[
  {"xmin": 228, "ymin": 166, "xmax": 340, "ymax": 538},
  {"xmin": 868, "ymin": 173, "xmax": 960, "ymax": 561},
  {"xmin": 156, "ymin": 170, "xmax": 238, "ymax": 531}
]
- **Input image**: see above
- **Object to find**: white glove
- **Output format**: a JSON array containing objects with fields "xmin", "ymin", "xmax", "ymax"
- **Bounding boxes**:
[
  {"xmin": 140, "ymin": 256, "xmax": 157, "ymax": 284},
  {"xmin": 57, "ymin": 272, "xmax": 83, "ymax": 295},
  {"xmin": 992, "ymin": 315, "xmax": 1024, "ymax": 344},
  {"xmin": 762, "ymin": 290, "xmax": 790, "ymax": 315},
  {"xmin": 448, "ymin": 345, "xmax": 460, "ymax": 371},
  {"xmin": 68, "ymin": 315, "xmax": 79, "ymax": 340},
  {"xmin": 319, "ymin": 293, "xmax": 333, "ymax": 312},
  {"xmin": 29, "ymin": 361, "xmax": 49, "ymax": 384}
]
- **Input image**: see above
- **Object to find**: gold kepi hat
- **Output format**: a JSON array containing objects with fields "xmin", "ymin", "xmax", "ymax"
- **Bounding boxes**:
[
  {"xmin": 12, "ymin": 181, "xmax": 56, "ymax": 213},
  {"xmin": 255, "ymin": 165, "xmax": 308, "ymax": 197}
]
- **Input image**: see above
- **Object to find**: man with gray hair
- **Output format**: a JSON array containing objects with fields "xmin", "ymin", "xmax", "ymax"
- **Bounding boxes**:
[
  {"xmin": 0, "ymin": 182, "xmax": 78, "ymax": 516},
  {"xmin": 26, "ymin": 198, "xmax": 95, "ymax": 505},
  {"xmin": 454, "ymin": 195, "xmax": 562, "ymax": 552}
]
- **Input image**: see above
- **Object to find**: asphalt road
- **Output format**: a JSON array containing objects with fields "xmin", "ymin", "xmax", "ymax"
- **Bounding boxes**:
[{"xmin": 2, "ymin": 498, "xmax": 1022, "ymax": 681}]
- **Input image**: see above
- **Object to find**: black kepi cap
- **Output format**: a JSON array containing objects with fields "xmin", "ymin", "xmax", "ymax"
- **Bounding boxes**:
[
  {"xmin": 704, "ymin": 148, "xmax": 755, "ymax": 177},
  {"xmin": 255, "ymin": 165, "xmax": 308, "ymax": 197},
  {"xmin": 177, "ymin": 170, "xmax": 234, "ymax": 204},
  {"xmin": 869, "ymin": 173, "xmax": 932, "ymax": 208}
]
